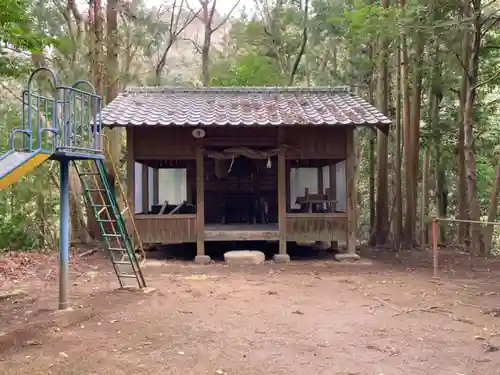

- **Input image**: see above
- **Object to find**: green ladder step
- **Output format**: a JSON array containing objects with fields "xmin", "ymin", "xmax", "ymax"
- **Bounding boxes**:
[
  {"xmin": 109, "ymin": 247, "xmax": 127, "ymax": 252},
  {"xmin": 73, "ymin": 160, "xmax": 146, "ymax": 289},
  {"xmin": 117, "ymin": 273, "xmax": 139, "ymax": 278},
  {"xmin": 113, "ymin": 260, "xmax": 135, "ymax": 265}
]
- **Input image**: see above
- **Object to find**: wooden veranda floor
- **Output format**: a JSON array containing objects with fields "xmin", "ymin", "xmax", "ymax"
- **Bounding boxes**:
[{"xmin": 204, "ymin": 223, "xmax": 279, "ymax": 242}]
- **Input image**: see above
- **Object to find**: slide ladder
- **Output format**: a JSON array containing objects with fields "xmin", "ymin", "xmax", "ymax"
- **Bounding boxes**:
[{"xmin": 74, "ymin": 159, "xmax": 146, "ymax": 288}]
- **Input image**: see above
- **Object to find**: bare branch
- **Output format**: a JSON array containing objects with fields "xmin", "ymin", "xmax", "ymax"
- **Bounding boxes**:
[
  {"xmin": 480, "ymin": 14, "xmax": 500, "ymax": 37},
  {"xmin": 210, "ymin": 0, "xmax": 217, "ymax": 20},
  {"xmin": 119, "ymin": 0, "xmax": 138, "ymax": 20},
  {"xmin": 155, "ymin": 0, "xmax": 202, "ymax": 80},
  {"xmin": 439, "ymin": 40, "xmax": 473, "ymax": 83},
  {"xmin": 481, "ymin": 8, "xmax": 500, "ymax": 25},
  {"xmin": 288, "ymin": 0, "xmax": 309, "ymax": 85},
  {"xmin": 474, "ymin": 69, "xmax": 500, "ymax": 89},
  {"xmin": 0, "ymin": 82, "xmax": 23, "ymax": 102},
  {"xmin": 181, "ymin": 37, "xmax": 203, "ymax": 54},
  {"xmin": 257, "ymin": 0, "xmax": 286, "ymax": 73},
  {"xmin": 212, "ymin": 0, "xmax": 241, "ymax": 32},
  {"xmin": 67, "ymin": 0, "xmax": 86, "ymax": 23},
  {"xmin": 481, "ymin": 0, "xmax": 498, "ymax": 10}
]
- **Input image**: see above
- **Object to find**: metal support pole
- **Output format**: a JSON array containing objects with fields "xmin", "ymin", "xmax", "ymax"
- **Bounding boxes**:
[{"xmin": 59, "ymin": 158, "xmax": 70, "ymax": 310}]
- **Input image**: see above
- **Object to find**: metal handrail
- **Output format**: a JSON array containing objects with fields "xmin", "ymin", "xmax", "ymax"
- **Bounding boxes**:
[
  {"xmin": 9, "ymin": 129, "xmax": 33, "ymax": 151},
  {"xmin": 12, "ymin": 68, "xmax": 102, "ymax": 156}
]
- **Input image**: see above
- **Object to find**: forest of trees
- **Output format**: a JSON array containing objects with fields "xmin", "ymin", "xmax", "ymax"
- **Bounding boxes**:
[{"xmin": 0, "ymin": 0, "xmax": 499, "ymax": 255}]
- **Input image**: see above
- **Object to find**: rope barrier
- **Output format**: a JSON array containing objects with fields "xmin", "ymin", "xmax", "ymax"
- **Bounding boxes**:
[{"xmin": 431, "ymin": 216, "xmax": 500, "ymax": 278}]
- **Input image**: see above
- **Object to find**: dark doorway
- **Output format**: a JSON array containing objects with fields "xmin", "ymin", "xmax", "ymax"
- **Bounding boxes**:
[{"xmin": 204, "ymin": 155, "xmax": 278, "ymax": 225}]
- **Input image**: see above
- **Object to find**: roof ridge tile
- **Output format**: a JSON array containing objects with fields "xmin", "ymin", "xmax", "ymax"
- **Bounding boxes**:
[{"xmin": 122, "ymin": 86, "xmax": 353, "ymax": 94}]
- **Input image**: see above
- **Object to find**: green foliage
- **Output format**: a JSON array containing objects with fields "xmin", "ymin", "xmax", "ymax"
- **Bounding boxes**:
[
  {"xmin": 0, "ymin": 0, "xmax": 43, "ymax": 49},
  {"xmin": 0, "ymin": 0, "xmax": 53, "ymax": 77},
  {"xmin": 210, "ymin": 53, "xmax": 286, "ymax": 86},
  {"xmin": 0, "ymin": 94, "xmax": 58, "ymax": 250},
  {"xmin": 333, "ymin": 1, "xmax": 399, "ymax": 42}
]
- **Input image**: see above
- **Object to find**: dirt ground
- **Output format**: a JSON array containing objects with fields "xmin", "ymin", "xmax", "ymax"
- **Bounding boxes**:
[{"xmin": 1, "ymin": 247, "xmax": 500, "ymax": 375}]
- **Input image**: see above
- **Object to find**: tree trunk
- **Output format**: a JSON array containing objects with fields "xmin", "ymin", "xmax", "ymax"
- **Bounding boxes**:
[
  {"xmin": 436, "ymin": 158, "xmax": 447, "ymax": 244},
  {"xmin": 369, "ymin": 131, "xmax": 376, "ymax": 242},
  {"xmin": 463, "ymin": 85, "xmax": 483, "ymax": 255},
  {"xmin": 201, "ymin": 35, "xmax": 211, "ymax": 85},
  {"xmin": 201, "ymin": 1, "xmax": 212, "ymax": 86},
  {"xmin": 91, "ymin": 0, "xmax": 105, "ymax": 96},
  {"xmin": 429, "ymin": 33, "xmax": 446, "ymax": 245},
  {"xmin": 406, "ymin": 29, "xmax": 424, "ymax": 246},
  {"xmin": 463, "ymin": 0, "xmax": 483, "ymax": 255},
  {"xmin": 49, "ymin": 168, "xmax": 90, "ymax": 244},
  {"xmin": 374, "ymin": 0, "xmax": 390, "ymax": 245},
  {"xmin": 105, "ymin": 0, "xmax": 121, "ymax": 193},
  {"xmin": 457, "ymin": 0, "xmax": 471, "ymax": 246},
  {"xmin": 87, "ymin": 0, "xmax": 105, "ymax": 239},
  {"xmin": 394, "ymin": 44, "xmax": 402, "ymax": 249},
  {"xmin": 400, "ymin": 0, "xmax": 412, "ymax": 247},
  {"xmin": 368, "ymin": 43, "xmax": 375, "ymax": 243},
  {"xmin": 421, "ymin": 149, "xmax": 430, "ymax": 246},
  {"xmin": 483, "ymin": 155, "xmax": 500, "ymax": 251},
  {"xmin": 69, "ymin": 169, "xmax": 90, "ymax": 244},
  {"xmin": 422, "ymin": 38, "xmax": 439, "ymax": 246},
  {"xmin": 36, "ymin": 192, "xmax": 46, "ymax": 247}
]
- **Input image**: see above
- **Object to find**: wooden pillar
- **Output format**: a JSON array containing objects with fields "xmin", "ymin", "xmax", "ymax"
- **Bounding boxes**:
[
  {"xmin": 274, "ymin": 144, "xmax": 290, "ymax": 262},
  {"xmin": 329, "ymin": 163, "xmax": 338, "ymax": 249},
  {"xmin": 125, "ymin": 128, "xmax": 137, "ymax": 248},
  {"xmin": 329, "ymin": 164, "xmax": 336, "ymax": 207},
  {"xmin": 195, "ymin": 145, "xmax": 210, "ymax": 263},
  {"xmin": 317, "ymin": 166, "xmax": 324, "ymax": 194},
  {"xmin": 316, "ymin": 166, "xmax": 325, "ymax": 246},
  {"xmin": 141, "ymin": 164, "xmax": 149, "ymax": 214},
  {"xmin": 186, "ymin": 162, "xmax": 193, "ymax": 204},
  {"xmin": 152, "ymin": 168, "xmax": 159, "ymax": 205},
  {"xmin": 285, "ymin": 160, "xmax": 291, "ymax": 212},
  {"xmin": 126, "ymin": 128, "xmax": 135, "ymax": 215},
  {"xmin": 345, "ymin": 128, "xmax": 357, "ymax": 256}
]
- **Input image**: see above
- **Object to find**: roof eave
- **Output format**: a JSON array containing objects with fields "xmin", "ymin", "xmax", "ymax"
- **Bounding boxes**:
[
  {"xmin": 101, "ymin": 121, "xmax": 392, "ymax": 130},
  {"xmin": 365, "ymin": 122, "xmax": 391, "ymax": 135}
]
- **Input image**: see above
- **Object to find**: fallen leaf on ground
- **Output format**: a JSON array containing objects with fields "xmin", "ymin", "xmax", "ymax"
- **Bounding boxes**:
[
  {"xmin": 24, "ymin": 339, "xmax": 41, "ymax": 346},
  {"xmin": 184, "ymin": 274, "xmax": 209, "ymax": 281},
  {"xmin": 483, "ymin": 343, "xmax": 499, "ymax": 353}
]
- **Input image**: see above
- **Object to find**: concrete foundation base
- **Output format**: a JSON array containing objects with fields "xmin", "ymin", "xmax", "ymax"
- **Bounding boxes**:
[
  {"xmin": 224, "ymin": 250, "xmax": 265, "ymax": 265},
  {"xmin": 334, "ymin": 253, "xmax": 361, "ymax": 261},
  {"xmin": 194, "ymin": 255, "xmax": 212, "ymax": 265},
  {"xmin": 273, "ymin": 254, "xmax": 291, "ymax": 263}
]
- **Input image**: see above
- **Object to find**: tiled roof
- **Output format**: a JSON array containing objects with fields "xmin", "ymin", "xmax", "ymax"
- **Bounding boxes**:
[{"xmin": 100, "ymin": 87, "xmax": 391, "ymax": 127}]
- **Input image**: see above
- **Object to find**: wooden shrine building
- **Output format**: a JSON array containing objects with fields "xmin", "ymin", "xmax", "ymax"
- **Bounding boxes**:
[{"xmin": 100, "ymin": 87, "xmax": 391, "ymax": 263}]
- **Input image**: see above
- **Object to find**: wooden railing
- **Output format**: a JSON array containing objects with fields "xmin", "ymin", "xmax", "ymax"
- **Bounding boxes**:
[
  {"xmin": 134, "ymin": 214, "xmax": 197, "ymax": 244},
  {"xmin": 285, "ymin": 213, "xmax": 347, "ymax": 242},
  {"xmin": 134, "ymin": 212, "xmax": 348, "ymax": 245}
]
